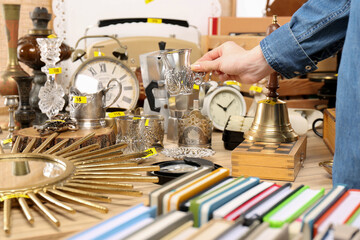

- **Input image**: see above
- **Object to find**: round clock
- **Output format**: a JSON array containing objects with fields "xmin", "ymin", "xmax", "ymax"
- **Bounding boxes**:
[
  {"xmin": 201, "ymin": 86, "xmax": 246, "ymax": 131},
  {"xmin": 70, "ymin": 56, "xmax": 139, "ymax": 110}
]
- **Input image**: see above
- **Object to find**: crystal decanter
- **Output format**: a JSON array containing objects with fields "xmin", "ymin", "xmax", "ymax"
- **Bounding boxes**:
[{"xmin": 36, "ymin": 37, "xmax": 65, "ymax": 118}]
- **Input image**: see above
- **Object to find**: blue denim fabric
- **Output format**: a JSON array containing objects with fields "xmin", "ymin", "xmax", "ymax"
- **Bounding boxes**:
[
  {"xmin": 260, "ymin": 0, "xmax": 360, "ymax": 188},
  {"xmin": 260, "ymin": 0, "xmax": 350, "ymax": 79},
  {"xmin": 333, "ymin": 0, "xmax": 360, "ymax": 189}
]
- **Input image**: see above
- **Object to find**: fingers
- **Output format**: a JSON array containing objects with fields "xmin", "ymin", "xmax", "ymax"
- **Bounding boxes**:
[
  {"xmin": 191, "ymin": 59, "xmax": 220, "ymax": 72},
  {"xmin": 195, "ymin": 45, "xmax": 223, "ymax": 62}
]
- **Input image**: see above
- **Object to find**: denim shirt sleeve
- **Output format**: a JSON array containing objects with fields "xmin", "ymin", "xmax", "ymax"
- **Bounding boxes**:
[{"xmin": 260, "ymin": 0, "xmax": 351, "ymax": 79}]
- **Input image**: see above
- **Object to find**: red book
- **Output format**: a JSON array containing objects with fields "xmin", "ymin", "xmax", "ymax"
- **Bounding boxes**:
[
  {"xmin": 224, "ymin": 184, "xmax": 281, "ymax": 221},
  {"xmin": 208, "ymin": 17, "xmax": 218, "ymax": 35},
  {"xmin": 344, "ymin": 203, "xmax": 360, "ymax": 223},
  {"xmin": 313, "ymin": 189, "xmax": 360, "ymax": 237}
]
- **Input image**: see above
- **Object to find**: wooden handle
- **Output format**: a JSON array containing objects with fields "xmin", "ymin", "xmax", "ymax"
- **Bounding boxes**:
[{"xmin": 267, "ymin": 15, "xmax": 281, "ymax": 98}]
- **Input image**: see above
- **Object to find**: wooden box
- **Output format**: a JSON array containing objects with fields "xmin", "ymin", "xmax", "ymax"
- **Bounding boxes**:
[
  {"xmin": 208, "ymin": 17, "xmax": 292, "ymax": 35},
  {"xmin": 231, "ymin": 136, "xmax": 307, "ymax": 181},
  {"xmin": 323, "ymin": 108, "xmax": 336, "ymax": 155}
]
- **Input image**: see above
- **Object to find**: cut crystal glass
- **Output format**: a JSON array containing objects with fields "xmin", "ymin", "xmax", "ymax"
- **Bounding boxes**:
[{"xmin": 36, "ymin": 37, "xmax": 65, "ymax": 118}]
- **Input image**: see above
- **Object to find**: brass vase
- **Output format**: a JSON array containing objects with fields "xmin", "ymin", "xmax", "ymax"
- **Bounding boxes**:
[{"xmin": 0, "ymin": 4, "xmax": 29, "ymax": 96}]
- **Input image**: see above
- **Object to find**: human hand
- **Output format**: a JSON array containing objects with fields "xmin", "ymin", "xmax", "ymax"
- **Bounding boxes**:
[{"xmin": 191, "ymin": 41, "xmax": 274, "ymax": 84}]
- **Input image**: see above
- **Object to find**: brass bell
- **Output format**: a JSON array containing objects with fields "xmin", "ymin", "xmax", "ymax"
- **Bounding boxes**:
[
  {"xmin": 244, "ymin": 97, "xmax": 298, "ymax": 142},
  {"xmin": 244, "ymin": 15, "xmax": 298, "ymax": 143}
]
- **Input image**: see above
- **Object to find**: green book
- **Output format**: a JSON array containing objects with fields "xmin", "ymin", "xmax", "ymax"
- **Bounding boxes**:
[
  {"xmin": 189, "ymin": 177, "xmax": 246, "ymax": 227},
  {"xmin": 346, "ymin": 205, "xmax": 360, "ymax": 225},
  {"xmin": 263, "ymin": 186, "xmax": 325, "ymax": 228}
]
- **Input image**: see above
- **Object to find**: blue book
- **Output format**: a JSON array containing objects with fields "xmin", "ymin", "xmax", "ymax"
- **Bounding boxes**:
[
  {"xmin": 68, "ymin": 204, "xmax": 156, "ymax": 240},
  {"xmin": 198, "ymin": 177, "xmax": 260, "ymax": 226}
]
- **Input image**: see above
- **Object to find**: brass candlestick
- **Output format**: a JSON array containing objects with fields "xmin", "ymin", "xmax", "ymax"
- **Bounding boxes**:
[
  {"xmin": 244, "ymin": 15, "xmax": 298, "ymax": 143},
  {"xmin": 1, "ymin": 95, "xmax": 19, "ymax": 149}
]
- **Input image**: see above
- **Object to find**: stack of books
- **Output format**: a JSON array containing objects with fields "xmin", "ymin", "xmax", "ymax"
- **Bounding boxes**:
[{"xmin": 69, "ymin": 167, "xmax": 360, "ymax": 240}]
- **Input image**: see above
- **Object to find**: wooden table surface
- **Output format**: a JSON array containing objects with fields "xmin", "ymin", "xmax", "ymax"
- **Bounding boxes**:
[{"xmin": 0, "ymin": 129, "xmax": 333, "ymax": 240}]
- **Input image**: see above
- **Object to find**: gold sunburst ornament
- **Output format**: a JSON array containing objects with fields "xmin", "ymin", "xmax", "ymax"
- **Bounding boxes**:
[{"xmin": 0, "ymin": 132, "xmax": 159, "ymax": 234}]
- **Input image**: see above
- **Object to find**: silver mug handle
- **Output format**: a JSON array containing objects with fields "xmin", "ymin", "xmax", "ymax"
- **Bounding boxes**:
[{"xmin": 104, "ymin": 79, "xmax": 122, "ymax": 109}]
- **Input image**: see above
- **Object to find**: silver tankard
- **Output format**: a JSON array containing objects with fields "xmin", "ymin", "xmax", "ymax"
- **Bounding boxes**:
[{"xmin": 69, "ymin": 79, "xmax": 121, "ymax": 129}]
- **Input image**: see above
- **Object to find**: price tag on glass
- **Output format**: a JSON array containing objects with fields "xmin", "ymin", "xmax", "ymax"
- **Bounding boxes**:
[
  {"xmin": 47, "ymin": 34, "xmax": 57, "ymax": 39},
  {"xmin": 145, "ymin": 119, "xmax": 150, "ymax": 126},
  {"xmin": 73, "ymin": 96, "xmax": 87, "ymax": 104},
  {"xmin": 108, "ymin": 111, "xmax": 125, "ymax": 118},
  {"xmin": 2, "ymin": 138, "xmax": 12, "ymax": 145},
  {"xmin": 193, "ymin": 84, "xmax": 200, "ymax": 90},
  {"xmin": 49, "ymin": 67, "xmax": 62, "ymax": 75},
  {"xmin": 143, "ymin": 148, "xmax": 157, "ymax": 158}
]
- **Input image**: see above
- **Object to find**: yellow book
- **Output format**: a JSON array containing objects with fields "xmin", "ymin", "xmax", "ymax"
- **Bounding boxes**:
[{"xmin": 163, "ymin": 168, "xmax": 230, "ymax": 213}]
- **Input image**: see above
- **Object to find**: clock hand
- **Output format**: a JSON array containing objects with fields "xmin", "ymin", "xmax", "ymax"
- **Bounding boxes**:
[
  {"xmin": 216, "ymin": 103, "xmax": 226, "ymax": 111},
  {"xmin": 223, "ymin": 99, "xmax": 235, "ymax": 112}
]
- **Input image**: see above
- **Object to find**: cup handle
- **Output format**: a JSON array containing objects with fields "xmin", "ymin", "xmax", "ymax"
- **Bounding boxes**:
[
  {"xmin": 104, "ymin": 79, "xmax": 122, "ymax": 109},
  {"xmin": 192, "ymin": 72, "xmax": 206, "ymax": 85},
  {"xmin": 312, "ymin": 118, "xmax": 324, "ymax": 138}
]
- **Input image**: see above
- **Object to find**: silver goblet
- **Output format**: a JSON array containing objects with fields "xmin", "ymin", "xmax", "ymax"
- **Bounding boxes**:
[{"xmin": 2, "ymin": 95, "xmax": 19, "ymax": 149}]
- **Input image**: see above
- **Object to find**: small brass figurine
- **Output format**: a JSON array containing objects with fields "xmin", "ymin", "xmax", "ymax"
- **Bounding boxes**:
[{"xmin": 33, "ymin": 113, "xmax": 78, "ymax": 136}]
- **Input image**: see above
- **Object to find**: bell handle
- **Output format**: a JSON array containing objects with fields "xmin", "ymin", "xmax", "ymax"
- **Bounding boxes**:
[
  {"xmin": 104, "ymin": 79, "xmax": 122, "ymax": 109},
  {"xmin": 266, "ymin": 15, "xmax": 281, "ymax": 99}
]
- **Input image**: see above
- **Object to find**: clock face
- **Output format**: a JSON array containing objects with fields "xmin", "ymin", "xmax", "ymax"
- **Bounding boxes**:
[
  {"xmin": 71, "ymin": 57, "xmax": 139, "ymax": 109},
  {"xmin": 205, "ymin": 87, "xmax": 246, "ymax": 130}
]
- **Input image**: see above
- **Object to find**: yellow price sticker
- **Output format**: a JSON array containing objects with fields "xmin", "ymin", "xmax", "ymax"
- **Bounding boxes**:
[
  {"xmin": 94, "ymin": 51, "xmax": 105, "ymax": 57},
  {"xmin": 49, "ymin": 67, "xmax": 62, "ymax": 75},
  {"xmin": 145, "ymin": 119, "xmax": 150, "ymax": 126},
  {"xmin": 147, "ymin": 18, "xmax": 162, "ymax": 24},
  {"xmin": 133, "ymin": 117, "xmax": 141, "ymax": 120},
  {"xmin": 2, "ymin": 138, "xmax": 12, "ymax": 144},
  {"xmin": 250, "ymin": 85, "xmax": 263, "ymax": 93},
  {"xmin": 145, "ymin": 0, "xmax": 154, "ymax": 3},
  {"xmin": 45, "ymin": 119, "xmax": 65, "ymax": 123},
  {"xmin": 73, "ymin": 96, "xmax": 87, "ymax": 104},
  {"xmin": 143, "ymin": 148, "xmax": 157, "ymax": 158},
  {"xmin": 0, "ymin": 193, "xmax": 29, "ymax": 202},
  {"xmin": 47, "ymin": 34, "xmax": 57, "ymax": 38},
  {"xmin": 259, "ymin": 99, "xmax": 277, "ymax": 105},
  {"xmin": 193, "ymin": 84, "xmax": 200, "ymax": 90},
  {"xmin": 225, "ymin": 81, "xmax": 242, "ymax": 87},
  {"xmin": 108, "ymin": 112, "xmax": 125, "ymax": 118}
]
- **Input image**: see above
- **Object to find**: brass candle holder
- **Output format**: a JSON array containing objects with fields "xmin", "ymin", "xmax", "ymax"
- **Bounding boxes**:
[{"xmin": 1, "ymin": 95, "xmax": 19, "ymax": 149}]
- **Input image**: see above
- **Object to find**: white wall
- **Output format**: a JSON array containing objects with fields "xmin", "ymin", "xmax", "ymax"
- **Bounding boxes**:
[{"xmin": 236, "ymin": 0, "xmax": 275, "ymax": 17}]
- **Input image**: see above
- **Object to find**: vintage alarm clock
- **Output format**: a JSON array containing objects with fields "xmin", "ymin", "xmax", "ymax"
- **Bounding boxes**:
[
  {"xmin": 70, "ymin": 35, "xmax": 139, "ymax": 110},
  {"xmin": 201, "ymin": 82, "xmax": 246, "ymax": 131}
]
